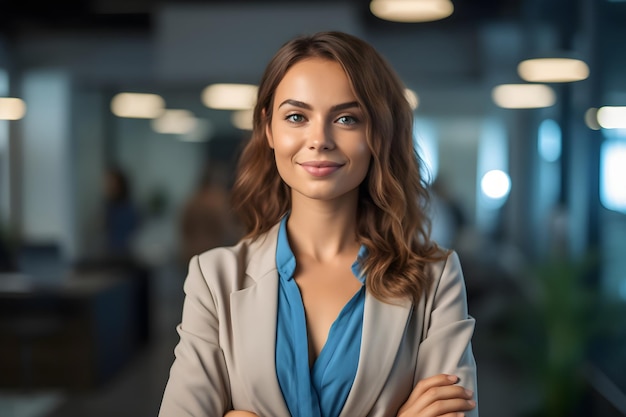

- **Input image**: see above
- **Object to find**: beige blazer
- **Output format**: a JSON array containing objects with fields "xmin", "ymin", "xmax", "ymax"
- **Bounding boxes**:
[{"xmin": 159, "ymin": 223, "xmax": 477, "ymax": 417}]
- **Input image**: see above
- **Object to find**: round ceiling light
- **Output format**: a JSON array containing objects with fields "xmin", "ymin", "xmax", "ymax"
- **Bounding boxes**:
[
  {"xmin": 518, "ymin": 57, "xmax": 589, "ymax": 83},
  {"xmin": 202, "ymin": 83, "xmax": 258, "ymax": 110},
  {"xmin": 597, "ymin": 106, "xmax": 626, "ymax": 129},
  {"xmin": 151, "ymin": 109, "xmax": 197, "ymax": 134},
  {"xmin": 0, "ymin": 97, "xmax": 27, "ymax": 120},
  {"xmin": 231, "ymin": 109, "xmax": 254, "ymax": 131},
  {"xmin": 492, "ymin": 84, "xmax": 556, "ymax": 109},
  {"xmin": 111, "ymin": 93, "xmax": 165, "ymax": 118},
  {"xmin": 584, "ymin": 108, "xmax": 601, "ymax": 130},
  {"xmin": 370, "ymin": 0, "xmax": 454, "ymax": 23}
]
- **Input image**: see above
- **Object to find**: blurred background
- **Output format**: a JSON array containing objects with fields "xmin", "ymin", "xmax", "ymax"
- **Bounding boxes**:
[{"xmin": 0, "ymin": 0, "xmax": 625, "ymax": 416}]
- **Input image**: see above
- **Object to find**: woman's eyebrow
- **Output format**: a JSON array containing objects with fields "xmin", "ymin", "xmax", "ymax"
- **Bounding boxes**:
[
  {"xmin": 330, "ymin": 101, "xmax": 359, "ymax": 112},
  {"xmin": 277, "ymin": 99, "xmax": 360, "ymax": 112},
  {"xmin": 278, "ymin": 99, "xmax": 311, "ymax": 110}
]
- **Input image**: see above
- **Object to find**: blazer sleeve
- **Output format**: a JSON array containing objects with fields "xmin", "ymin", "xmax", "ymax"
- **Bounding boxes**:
[
  {"xmin": 414, "ymin": 251, "xmax": 478, "ymax": 416},
  {"xmin": 159, "ymin": 255, "xmax": 231, "ymax": 417}
]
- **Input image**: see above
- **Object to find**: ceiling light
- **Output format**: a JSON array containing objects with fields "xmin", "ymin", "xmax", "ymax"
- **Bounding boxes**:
[
  {"xmin": 231, "ymin": 109, "xmax": 254, "ymax": 131},
  {"xmin": 0, "ymin": 97, "xmax": 27, "ymax": 120},
  {"xmin": 151, "ymin": 109, "xmax": 197, "ymax": 134},
  {"xmin": 584, "ymin": 108, "xmax": 601, "ymax": 130},
  {"xmin": 404, "ymin": 88, "xmax": 419, "ymax": 110},
  {"xmin": 370, "ymin": 0, "xmax": 454, "ymax": 23},
  {"xmin": 518, "ymin": 57, "xmax": 589, "ymax": 83},
  {"xmin": 492, "ymin": 84, "xmax": 556, "ymax": 109},
  {"xmin": 179, "ymin": 119, "xmax": 213, "ymax": 143},
  {"xmin": 481, "ymin": 170, "xmax": 511, "ymax": 200},
  {"xmin": 202, "ymin": 83, "xmax": 258, "ymax": 110},
  {"xmin": 111, "ymin": 93, "xmax": 165, "ymax": 118},
  {"xmin": 597, "ymin": 106, "xmax": 626, "ymax": 129}
]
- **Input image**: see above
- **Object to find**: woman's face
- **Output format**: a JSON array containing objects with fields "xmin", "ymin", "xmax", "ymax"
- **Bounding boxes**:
[{"xmin": 266, "ymin": 57, "xmax": 371, "ymax": 205}]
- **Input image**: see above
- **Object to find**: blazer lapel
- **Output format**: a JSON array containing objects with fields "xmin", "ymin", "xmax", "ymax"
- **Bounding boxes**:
[
  {"xmin": 339, "ymin": 293, "xmax": 413, "ymax": 417},
  {"xmin": 230, "ymin": 226, "xmax": 291, "ymax": 417}
]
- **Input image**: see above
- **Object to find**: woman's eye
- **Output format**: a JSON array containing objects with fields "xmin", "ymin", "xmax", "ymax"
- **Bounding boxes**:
[
  {"xmin": 337, "ymin": 115, "xmax": 358, "ymax": 125},
  {"xmin": 286, "ymin": 114, "xmax": 305, "ymax": 123}
]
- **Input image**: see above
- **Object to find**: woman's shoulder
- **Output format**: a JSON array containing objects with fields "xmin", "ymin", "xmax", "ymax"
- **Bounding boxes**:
[
  {"xmin": 196, "ymin": 237, "xmax": 252, "ymax": 261},
  {"xmin": 197, "ymin": 223, "xmax": 280, "ymax": 261},
  {"xmin": 192, "ymin": 224, "xmax": 281, "ymax": 289},
  {"xmin": 423, "ymin": 249, "xmax": 468, "ymax": 304},
  {"xmin": 194, "ymin": 236, "xmax": 255, "ymax": 275},
  {"xmin": 425, "ymin": 247, "xmax": 462, "ymax": 278}
]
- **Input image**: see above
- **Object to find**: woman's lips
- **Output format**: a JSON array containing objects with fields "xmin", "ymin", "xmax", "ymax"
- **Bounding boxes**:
[{"xmin": 299, "ymin": 161, "xmax": 344, "ymax": 177}]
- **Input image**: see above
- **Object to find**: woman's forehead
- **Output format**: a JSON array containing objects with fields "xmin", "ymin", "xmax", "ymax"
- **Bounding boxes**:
[{"xmin": 272, "ymin": 58, "xmax": 356, "ymax": 108}]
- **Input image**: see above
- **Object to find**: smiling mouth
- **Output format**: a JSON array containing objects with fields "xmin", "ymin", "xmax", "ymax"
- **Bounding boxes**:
[{"xmin": 299, "ymin": 161, "xmax": 344, "ymax": 177}]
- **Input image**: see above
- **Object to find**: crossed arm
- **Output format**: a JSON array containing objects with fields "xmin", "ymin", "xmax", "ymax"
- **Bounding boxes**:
[{"xmin": 224, "ymin": 373, "xmax": 475, "ymax": 417}]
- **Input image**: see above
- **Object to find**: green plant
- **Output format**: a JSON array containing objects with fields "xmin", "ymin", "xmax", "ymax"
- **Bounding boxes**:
[{"xmin": 505, "ymin": 253, "xmax": 622, "ymax": 417}]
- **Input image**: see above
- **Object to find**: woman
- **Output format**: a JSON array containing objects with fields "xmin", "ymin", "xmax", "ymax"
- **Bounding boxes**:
[{"xmin": 159, "ymin": 31, "xmax": 477, "ymax": 417}]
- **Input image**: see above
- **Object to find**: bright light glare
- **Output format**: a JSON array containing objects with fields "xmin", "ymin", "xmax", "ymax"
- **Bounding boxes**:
[
  {"xmin": 151, "ymin": 109, "xmax": 197, "ymax": 134},
  {"xmin": 404, "ymin": 88, "xmax": 419, "ymax": 110},
  {"xmin": 538, "ymin": 119, "xmax": 562, "ymax": 162},
  {"xmin": 492, "ymin": 84, "xmax": 556, "ymax": 109},
  {"xmin": 597, "ymin": 106, "xmax": 626, "ymax": 129},
  {"xmin": 370, "ymin": 0, "xmax": 454, "ymax": 22},
  {"xmin": 481, "ymin": 170, "xmax": 511, "ymax": 199},
  {"xmin": 111, "ymin": 93, "xmax": 165, "ymax": 118},
  {"xmin": 0, "ymin": 97, "xmax": 27, "ymax": 120},
  {"xmin": 518, "ymin": 58, "xmax": 589, "ymax": 83},
  {"xmin": 600, "ymin": 140, "xmax": 626, "ymax": 213},
  {"xmin": 202, "ymin": 84, "xmax": 258, "ymax": 110}
]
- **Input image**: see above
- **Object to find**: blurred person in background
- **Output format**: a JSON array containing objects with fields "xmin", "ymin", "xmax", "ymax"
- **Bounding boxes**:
[
  {"xmin": 104, "ymin": 166, "xmax": 140, "ymax": 259},
  {"xmin": 159, "ymin": 31, "xmax": 477, "ymax": 417},
  {"xmin": 179, "ymin": 163, "xmax": 242, "ymax": 266}
]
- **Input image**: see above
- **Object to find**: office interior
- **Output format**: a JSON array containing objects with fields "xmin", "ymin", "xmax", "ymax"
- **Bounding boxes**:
[{"xmin": 0, "ymin": 0, "xmax": 625, "ymax": 416}]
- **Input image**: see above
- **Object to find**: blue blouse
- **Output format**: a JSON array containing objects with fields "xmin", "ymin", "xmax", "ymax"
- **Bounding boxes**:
[{"xmin": 275, "ymin": 216, "xmax": 367, "ymax": 417}]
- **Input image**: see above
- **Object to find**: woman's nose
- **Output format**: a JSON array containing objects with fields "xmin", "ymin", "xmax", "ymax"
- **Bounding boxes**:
[{"xmin": 307, "ymin": 121, "xmax": 335, "ymax": 150}]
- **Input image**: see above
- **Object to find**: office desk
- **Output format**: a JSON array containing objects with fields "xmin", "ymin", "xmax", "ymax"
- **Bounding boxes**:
[{"xmin": 0, "ymin": 271, "xmax": 148, "ymax": 390}]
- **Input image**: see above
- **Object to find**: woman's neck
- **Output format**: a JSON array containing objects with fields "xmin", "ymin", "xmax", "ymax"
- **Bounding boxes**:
[{"xmin": 286, "ymin": 194, "xmax": 360, "ymax": 264}]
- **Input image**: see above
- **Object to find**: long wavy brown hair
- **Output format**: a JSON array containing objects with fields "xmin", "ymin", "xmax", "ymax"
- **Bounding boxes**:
[{"xmin": 232, "ymin": 31, "xmax": 446, "ymax": 303}]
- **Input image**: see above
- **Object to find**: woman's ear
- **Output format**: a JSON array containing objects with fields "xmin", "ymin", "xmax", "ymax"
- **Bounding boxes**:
[{"xmin": 264, "ymin": 109, "xmax": 274, "ymax": 149}]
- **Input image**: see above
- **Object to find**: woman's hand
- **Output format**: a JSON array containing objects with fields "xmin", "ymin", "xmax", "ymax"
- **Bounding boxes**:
[
  {"xmin": 224, "ymin": 411, "xmax": 260, "ymax": 417},
  {"xmin": 397, "ymin": 374, "xmax": 476, "ymax": 417}
]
